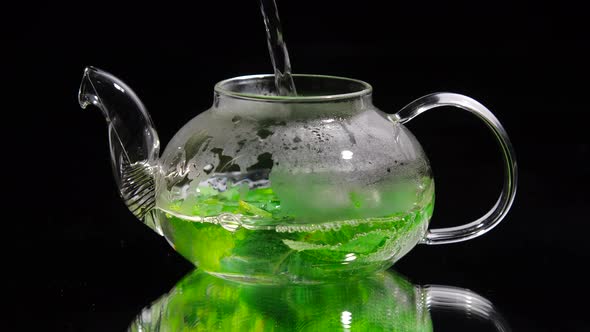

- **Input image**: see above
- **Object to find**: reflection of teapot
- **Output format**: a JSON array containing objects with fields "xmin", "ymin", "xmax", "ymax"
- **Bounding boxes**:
[
  {"xmin": 80, "ymin": 67, "xmax": 516, "ymax": 282},
  {"xmin": 128, "ymin": 269, "xmax": 510, "ymax": 331}
]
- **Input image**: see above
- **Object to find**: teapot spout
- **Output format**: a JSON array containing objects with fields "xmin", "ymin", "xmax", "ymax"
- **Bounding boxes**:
[{"xmin": 79, "ymin": 66, "xmax": 161, "ymax": 233}]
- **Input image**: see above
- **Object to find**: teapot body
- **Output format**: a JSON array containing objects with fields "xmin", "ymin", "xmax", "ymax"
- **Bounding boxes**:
[
  {"xmin": 153, "ymin": 75, "xmax": 434, "ymax": 282},
  {"xmin": 81, "ymin": 68, "xmax": 516, "ymax": 283}
]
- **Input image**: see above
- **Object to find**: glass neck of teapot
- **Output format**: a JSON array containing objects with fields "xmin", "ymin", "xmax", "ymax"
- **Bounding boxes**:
[{"xmin": 212, "ymin": 74, "xmax": 374, "ymax": 117}]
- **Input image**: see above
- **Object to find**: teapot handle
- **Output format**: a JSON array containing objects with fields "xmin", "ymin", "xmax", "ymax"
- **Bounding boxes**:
[
  {"xmin": 392, "ymin": 93, "xmax": 517, "ymax": 245},
  {"xmin": 423, "ymin": 285, "xmax": 511, "ymax": 331}
]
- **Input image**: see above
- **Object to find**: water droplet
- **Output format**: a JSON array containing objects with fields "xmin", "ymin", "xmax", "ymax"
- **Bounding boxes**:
[
  {"xmin": 203, "ymin": 164, "xmax": 214, "ymax": 174},
  {"xmin": 341, "ymin": 150, "xmax": 354, "ymax": 160},
  {"xmin": 231, "ymin": 116, "xmax": 241, "ymax": 124}
]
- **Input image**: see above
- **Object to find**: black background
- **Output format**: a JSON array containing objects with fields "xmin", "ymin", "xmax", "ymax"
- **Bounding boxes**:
[{"xmin": 10, "ymin": 0, "xmax": 589, "ymax": 331}]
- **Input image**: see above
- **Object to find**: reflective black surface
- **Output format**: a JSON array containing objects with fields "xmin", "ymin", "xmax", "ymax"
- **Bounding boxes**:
[
  {"xmin": 10, "ymin": 1, "xmax": 588, "ymax": 331},
  {"xmin": 128, "ymin": 269, "xmax": 510, "ymax": 331}
]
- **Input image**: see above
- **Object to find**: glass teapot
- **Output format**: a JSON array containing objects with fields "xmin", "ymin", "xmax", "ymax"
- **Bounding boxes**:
[
  {"xmin": 129, "ymin": 269, "xmax": 510, "ymax": 331},
  {"xmin": 79, "ymin": 67, "xmax": 517, "ymax": 283}
]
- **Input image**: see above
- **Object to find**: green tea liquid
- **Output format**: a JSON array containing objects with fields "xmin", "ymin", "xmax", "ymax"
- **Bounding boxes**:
[{"xmin": 158, "ymin": 177, "xmax": 433, "ymax": 283}]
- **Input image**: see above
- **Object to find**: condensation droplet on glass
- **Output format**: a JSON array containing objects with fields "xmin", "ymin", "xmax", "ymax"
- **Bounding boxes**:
[
  {"xmin": 203, "ymin": 164, "xmax": 214, "ymax": 174},
  {"xmin": 341, "ymin": 150, "xmax": 354, "ymax": 160}
]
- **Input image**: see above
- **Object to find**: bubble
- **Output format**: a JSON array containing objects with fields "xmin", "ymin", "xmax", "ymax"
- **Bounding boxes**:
[
  {"xmin": 275, "ymin": 219, "xmax": 365, "ymax": 233},
  {"xmin": 231, "ymin": 115, "xmax": 241, "ymax": 124},
  {"xmin": 217, "ymin": 213, "xmax": 242, "ymax": 232}
]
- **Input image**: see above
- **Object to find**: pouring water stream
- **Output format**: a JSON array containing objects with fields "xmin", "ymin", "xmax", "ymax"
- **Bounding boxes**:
[{"xmin": 259, "ymin": 0, "xmax": 297, "ymax": 96}]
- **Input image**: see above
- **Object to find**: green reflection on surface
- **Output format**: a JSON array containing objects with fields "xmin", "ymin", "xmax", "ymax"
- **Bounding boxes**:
[{"xmin": 128, "ymin": 269, "xmax": 432, "ymax": 332}]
